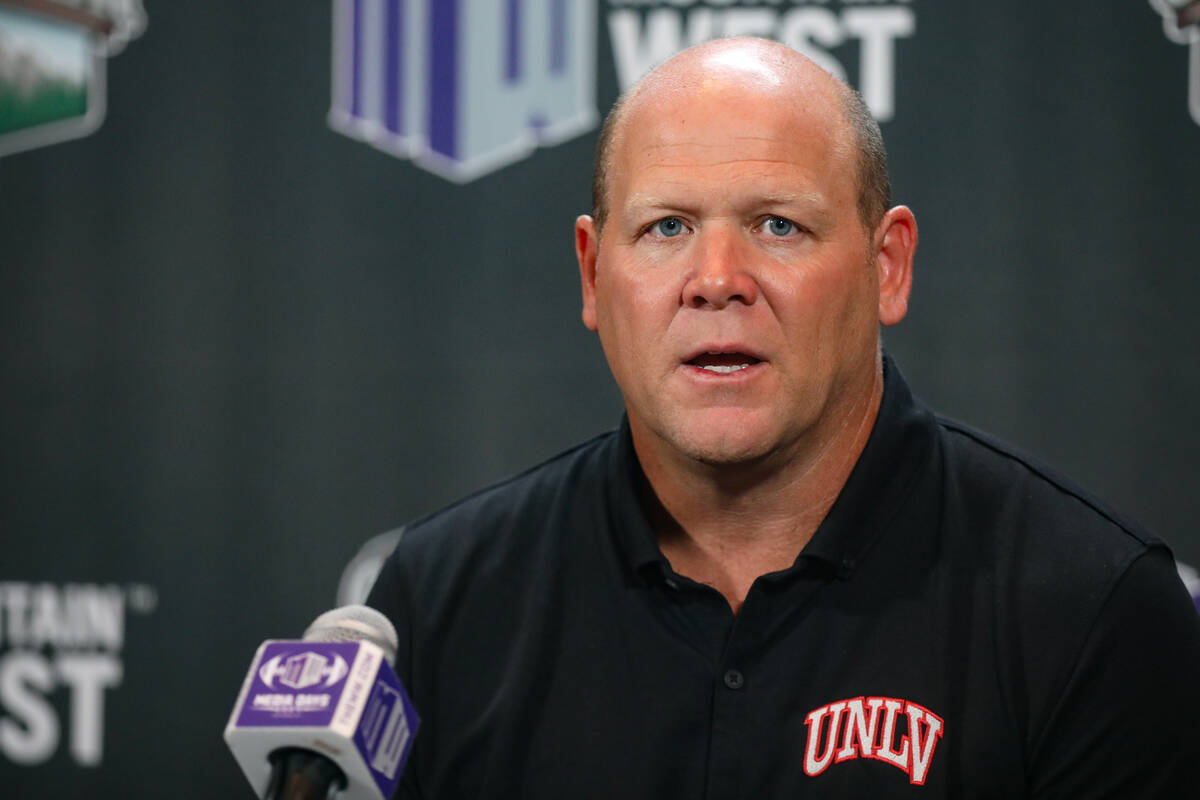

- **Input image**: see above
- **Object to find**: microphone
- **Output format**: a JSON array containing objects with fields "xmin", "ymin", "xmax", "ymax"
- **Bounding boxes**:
[{"xmin": 224, "ymin": 605, "xmax": 419, "ymax": 799}]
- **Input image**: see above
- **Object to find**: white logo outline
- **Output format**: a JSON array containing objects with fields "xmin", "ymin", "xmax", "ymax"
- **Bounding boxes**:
[
  {"xmin": 258, "ymin": 651, "xmax": 350, "ymax": 691},
  {"xmin": 1150, "ymin": 0, "xmax": 1200, "ymax": 124}
]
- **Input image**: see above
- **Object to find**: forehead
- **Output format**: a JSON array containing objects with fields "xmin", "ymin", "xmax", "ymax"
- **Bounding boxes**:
[{"xmin": 610, "ymin": 76, "xmax": 856, "ymax": 214}]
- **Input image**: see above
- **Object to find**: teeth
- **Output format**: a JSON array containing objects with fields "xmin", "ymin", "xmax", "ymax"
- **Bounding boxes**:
[{"xmin": 701, "ymin": 364, "xmax": 750, "ymax": 373}]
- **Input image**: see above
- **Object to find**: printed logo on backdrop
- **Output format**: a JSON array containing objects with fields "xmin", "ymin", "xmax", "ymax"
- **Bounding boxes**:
[
  {"xmin": 329, "ymin": 0, "xmax": 598, "ymax": 182},
  {"xmin": 1180, "ymin": 562, "xmax": 1200, "ymax": 613},
  {"xmin": 1151, "ymin": 0, "xmax": 1200, "ymax": 124},
  {"xmin": 0, "ymin": 0, "xmax": 146, "ymax": 157},
  {"xmin": 329, "ymin": 0, "xmax": 917, "ymax": 183},
  {"xmin": 0, "ymin": 581, "xmax": 157, "ymax": 767}
]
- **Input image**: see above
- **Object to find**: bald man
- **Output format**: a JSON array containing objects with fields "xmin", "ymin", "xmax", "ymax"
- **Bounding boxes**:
[{"xmin": 369, "ymin": 38, "xmax": 1200, "ymax": 798}]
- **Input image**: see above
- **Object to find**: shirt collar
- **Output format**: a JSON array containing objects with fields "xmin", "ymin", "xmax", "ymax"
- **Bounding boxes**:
[
  {"xmin": 604, "ymin": 353, "xmax": 937, "ymax": 585},
  {"xmin": 798, "ymin": 354, "xmax": 937, "ymax": 577},
  {"xmin": 607, "ymin": 414, "xmax": 673, "ymax": 585}
]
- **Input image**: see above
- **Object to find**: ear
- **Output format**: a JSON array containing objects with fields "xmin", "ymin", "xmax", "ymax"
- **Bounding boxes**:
[
  {"xmin": 575, "ymin": 215, "xmax": 601, "ymax": 331},
  {"xmin": 873, "ymin": 205, "xmax": 917, "ymax": 327}
]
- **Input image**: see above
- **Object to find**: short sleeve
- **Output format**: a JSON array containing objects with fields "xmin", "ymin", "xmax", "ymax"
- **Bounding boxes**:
[{"xmin": 1029, "ymin": 546, "xmax": 1200, "ymax": 797}]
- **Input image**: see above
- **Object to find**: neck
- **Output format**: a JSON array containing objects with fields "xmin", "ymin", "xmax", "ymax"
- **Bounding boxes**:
[{"xmin": 634, "ymin": 367, "xmax": 884, "ymax": 614}]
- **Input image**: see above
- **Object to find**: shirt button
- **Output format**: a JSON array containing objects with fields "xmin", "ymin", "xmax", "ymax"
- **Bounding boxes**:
[{"xmin": 723, "ymin": 669, "xmax": 745, "ymax": 690}]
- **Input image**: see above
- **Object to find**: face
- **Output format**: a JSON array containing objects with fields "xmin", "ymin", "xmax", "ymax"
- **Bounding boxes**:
[{"xmin": 577, "ymin": 55, "xmax": 913, "ymax": 470}]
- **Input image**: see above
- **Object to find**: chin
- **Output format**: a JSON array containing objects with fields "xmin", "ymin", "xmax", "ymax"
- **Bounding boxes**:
[{"xmin": 669, "ymin": 423, "xmax": 779, "ymax": 467}]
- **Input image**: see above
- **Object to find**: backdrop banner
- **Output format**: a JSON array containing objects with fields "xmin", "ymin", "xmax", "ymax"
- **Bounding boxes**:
[{"xmin": 3, "ymin": 1, "xmax": 1198, "ymax": 795}]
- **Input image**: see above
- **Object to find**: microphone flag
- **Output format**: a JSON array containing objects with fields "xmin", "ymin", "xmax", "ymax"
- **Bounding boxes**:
[{"xmin": 224, "ymin": 639, "xmax": 418, "ymax": 800}]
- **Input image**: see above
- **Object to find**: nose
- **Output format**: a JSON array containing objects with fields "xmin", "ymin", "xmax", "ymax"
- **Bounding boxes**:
[{"xmin": 681, "ymin": 228, "xmax": 760, "ymax": 309}]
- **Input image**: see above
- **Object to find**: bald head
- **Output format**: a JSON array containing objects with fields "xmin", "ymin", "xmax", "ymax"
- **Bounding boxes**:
[{"xmin": 590, "ymin": 38, "xmax": 890, "ymax": 233}]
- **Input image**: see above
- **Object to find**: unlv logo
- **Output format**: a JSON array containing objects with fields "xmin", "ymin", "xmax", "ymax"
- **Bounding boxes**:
[
  {"xmin": 1151, "ymin": 0, "xmax": 1200, "ymax": 124},
  {"xmin": 328, "ymin": 0, "xmax": 598, "ymax": 182},
  {"xmin": 803, "ymin": 696, "xmax": 944, "ymax": 786}
]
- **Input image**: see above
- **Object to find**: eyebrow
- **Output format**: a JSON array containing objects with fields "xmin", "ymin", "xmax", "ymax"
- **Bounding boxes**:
[
  {"xmin": 623, "ymin": 191, "xmax": 836, "ymax": 229},
  {"xmin": 622, "ymin": 194, "xmax": 699, "ymax": 218},
  {"xmin": 756, "ymin": 192, "xmax": 837, "ymax": 229}
]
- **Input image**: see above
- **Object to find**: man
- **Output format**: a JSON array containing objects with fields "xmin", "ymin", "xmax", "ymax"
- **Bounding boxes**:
[{"xmin": 368, "ymin": 37, "xmax": 1200, "ymax": 797}]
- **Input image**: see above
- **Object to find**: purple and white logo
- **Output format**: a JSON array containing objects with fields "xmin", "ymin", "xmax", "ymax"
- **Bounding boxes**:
[
  {"xmin": 360, "ymin": 681, "xmax": 411, "ymax": 778},
  {"xmin": 258, "ymin": 650, "xmax": 350, "ymax": 691},
  {"xmin": 1179, "ymin": 562, "xmax": 1200, "ymax": 613},
  {"xmin": 329, "ymin": 0, "xmax": 597, "ymax": 182},
  {"xmin": 237, "ymin": 642, "xmax": 365, "ymax": 727},
  {"xmin": 1151, "ymin": 0, "xmax": 1200, "ymax": 124},
  {"xmin": 328, "ymin": 1, "xmax": 919, "ymax": 183},
  {"xmin": 227, "ymin": 639, "xmax": 418, "ymax": 799}
]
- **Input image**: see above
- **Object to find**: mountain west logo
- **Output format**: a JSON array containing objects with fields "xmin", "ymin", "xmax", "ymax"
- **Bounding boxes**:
[
  {"xmin": 329, "ymin": 0, "xmax": 917, "ymax": 183},
  {"xmin": 1151, "ymin": 0, "xmax": 1200, "ymax": 124},
  {"xmin": 0, "ymin": 581, "xmax": 158, "ymax": 766},
  {"xmin": 0, "ymin": 0, "xmax": 145, "ymax": 157},
  {"xmin": 329, "ymin": 0, "xmax": 598, "ymax": 183},
  {"xmin": 803, "ymin": 696, "xmax": 944, "ymax": 786}
]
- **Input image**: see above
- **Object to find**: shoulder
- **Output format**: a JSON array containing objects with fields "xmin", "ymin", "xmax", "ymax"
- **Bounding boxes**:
[
  {"xmin": 407, "ymin": 427, "xmax": 616, "ymax": 545},
  {"xmin": 929, "ymin": 416, "xmax": 1200, "ymax": 771},
  {"xmin": 930, "ymin": 414, "xmax": 1172, "ymax": 667},
  {"xmin": 933, "ymin": 413, "xmax": 1161, "ymax": 567},
  {"xmin": 370, "ymin": 428, "xmax": 620, "ymax": 603},
  {"xmin": 930, "ymin": 415, "xmax": 1193, "ymax": 712}
]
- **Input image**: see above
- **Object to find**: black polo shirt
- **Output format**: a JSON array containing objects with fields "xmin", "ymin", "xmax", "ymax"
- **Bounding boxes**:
[{"xmin": 367, "ymin": 359, "xmax": 1200, "ymax": 798}]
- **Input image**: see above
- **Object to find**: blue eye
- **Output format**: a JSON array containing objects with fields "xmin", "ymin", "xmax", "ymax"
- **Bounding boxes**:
[
  {"xmin": 765, "ymin": 217, "xmax": 795, "ymax": 236},
  {"xmin": 654, "ymin": 217, "xmax": 684, "ymax": 237}
]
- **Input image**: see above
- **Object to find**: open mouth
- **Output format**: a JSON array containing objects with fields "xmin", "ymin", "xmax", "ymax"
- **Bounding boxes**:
[{"xmin": 686, "ymin": 351, "xmax": 762, "ymax": 374}]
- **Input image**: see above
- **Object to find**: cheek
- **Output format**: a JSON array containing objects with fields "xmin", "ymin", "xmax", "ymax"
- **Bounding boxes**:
[
  {"xmin": 597, "ymin": 265, "xmax": 672, "ymax": 335},
  {"xmin": 595, "ymin": 272, "xmax": 649, "ymax": 366},
  {"xmin": 767, "ymin": 260, "xmax": 878, "ymax": 353},
  {"xmin": 594, "ymin": 268, "xmax": 682, "ymax": 393}
]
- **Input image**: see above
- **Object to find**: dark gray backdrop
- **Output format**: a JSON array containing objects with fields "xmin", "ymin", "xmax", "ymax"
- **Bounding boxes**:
[{"xmin": 2, "ymin": 1, "xmax": 1197, "ymax": 796}]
